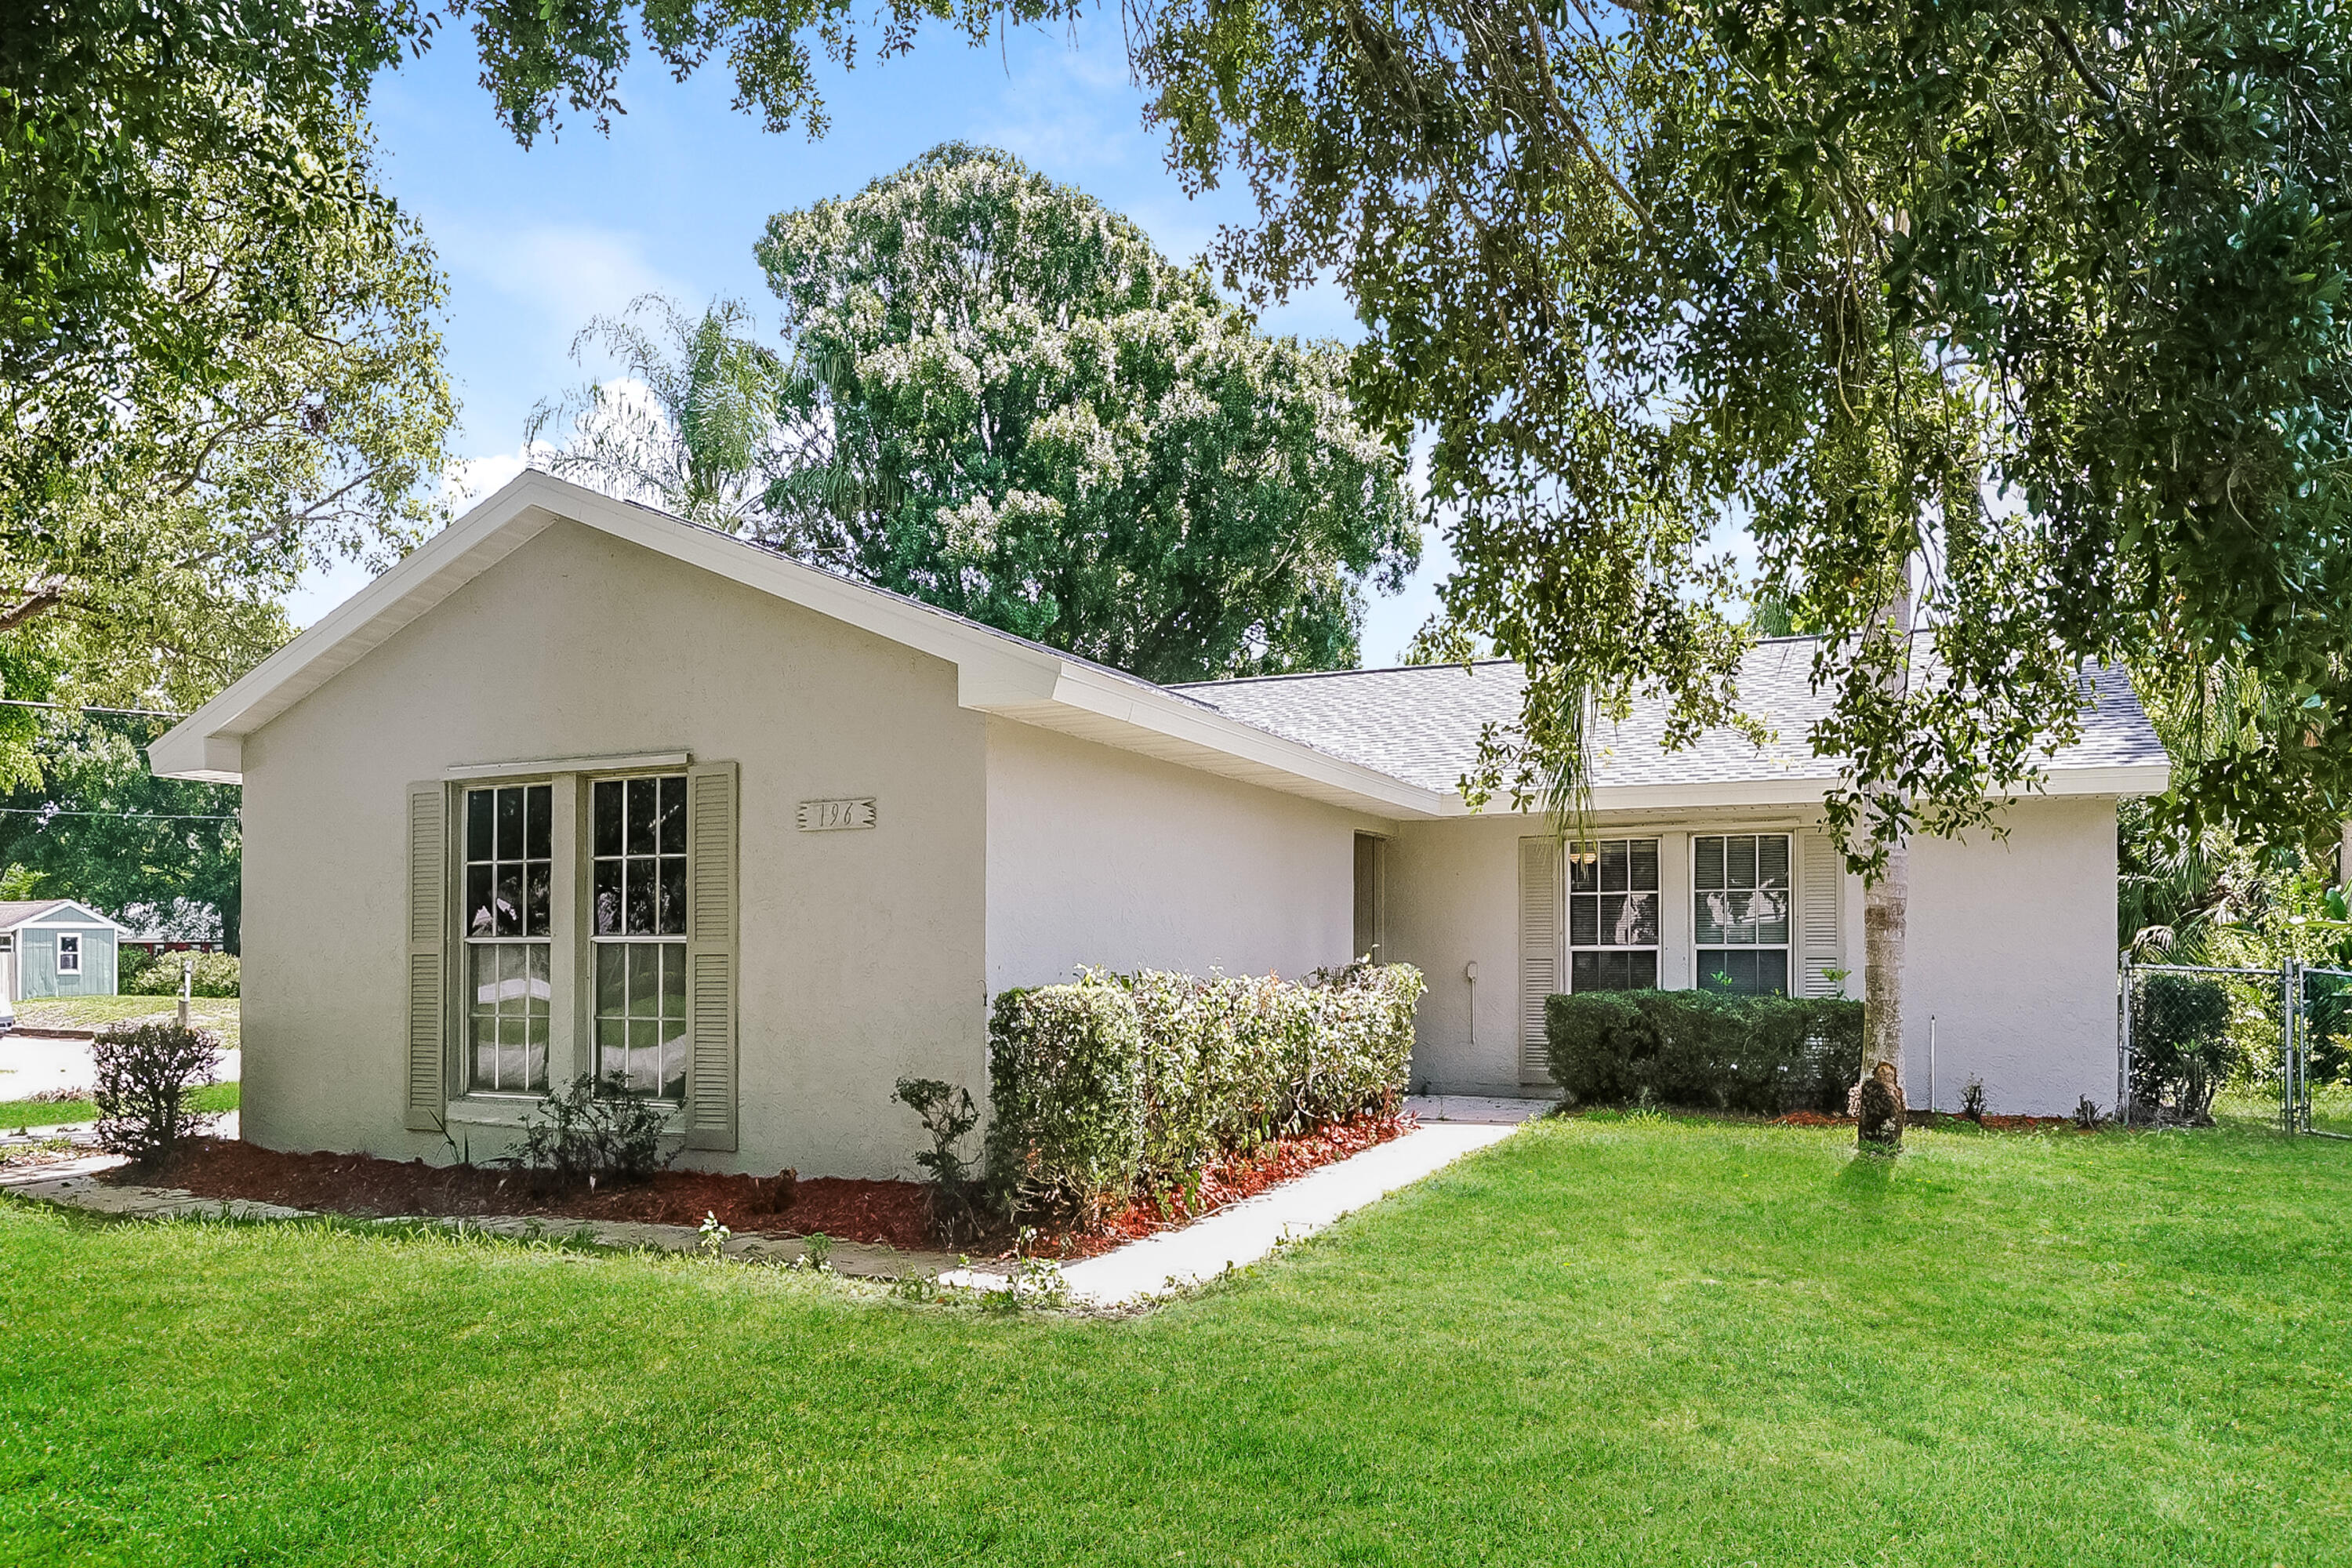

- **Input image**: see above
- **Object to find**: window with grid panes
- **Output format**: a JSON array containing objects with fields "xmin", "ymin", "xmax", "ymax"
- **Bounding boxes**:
[
  {"xmin": 1693, "ymin": 833, "xmax": 1792, "ymax": 995},
  {"xmin": 463, "ymin": 783, "xmax": 553, "ymax": 1092},
  {"xmin": 591, "ymin": 775, "xmax": 688, "ymax": 1099},
  {"xmin": 1569, "ymin": 838, "xmax": 1661, "ymax": 991}
]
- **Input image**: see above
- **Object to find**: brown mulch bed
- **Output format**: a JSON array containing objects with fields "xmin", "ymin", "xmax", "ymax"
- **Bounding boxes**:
[
  {"xmin": 1025, "ymin": 1109, "xmax": 1415, "ymax": 1260},
  {"xmin": 112, "ymin": 1139, "xmax": 937, "ymax": 1252},
  {"xmin": 107, "ymin": 1109, "xmax": 1417, "ymax": 1262}
]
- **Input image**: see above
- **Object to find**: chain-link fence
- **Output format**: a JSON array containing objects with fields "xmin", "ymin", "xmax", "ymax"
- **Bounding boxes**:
[{"xmin": 2121, "ymin": 960, "xmax": 2352, "ymax": 1135}]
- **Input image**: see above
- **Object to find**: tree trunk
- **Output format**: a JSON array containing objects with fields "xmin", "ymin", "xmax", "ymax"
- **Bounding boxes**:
[{"xmin": 1857, "ymin": 566, "xmax": 1914, "ymax": 1150}]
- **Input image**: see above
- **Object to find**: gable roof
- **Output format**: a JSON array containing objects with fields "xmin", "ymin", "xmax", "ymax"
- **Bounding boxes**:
[
  {"xmin": 149, "ymin": 470, "xmax": 2169, "ymax": 818},
  {"xmin": 1174, "ymin": 644, "xmax": 2169, "ymax": 811},
  {"xmin": 0, "ymin": 899, "xmax": 132, "ymax": 933},
  {"xmin": 147, "ymin": 471, "xmax": 1454, "ymax": 817}
]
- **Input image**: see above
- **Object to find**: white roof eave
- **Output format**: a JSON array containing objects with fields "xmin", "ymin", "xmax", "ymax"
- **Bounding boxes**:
[{"xmin": 146, "ymin": 472, "xmax": 1455, "ymax": 818}]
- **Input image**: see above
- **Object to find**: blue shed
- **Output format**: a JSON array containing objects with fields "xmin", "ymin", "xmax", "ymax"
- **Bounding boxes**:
[{"xmin": 0, "ymin": 900, "xmax": 129, "ymax": 1008}]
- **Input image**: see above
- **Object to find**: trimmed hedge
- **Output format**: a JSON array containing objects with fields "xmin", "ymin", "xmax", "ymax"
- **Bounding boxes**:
[
  {"xmin": 1545, "ymin": 989, "xmax": 1862, "ymax": 1115},
  {"xmin": 987, "ymin": 964, "xmax": 1424, "ymax": 1220}
]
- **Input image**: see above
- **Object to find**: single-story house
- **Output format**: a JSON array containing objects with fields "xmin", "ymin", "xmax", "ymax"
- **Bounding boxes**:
[
  {"xmin": 151, "ymin": 472, "xmax": 2167, "ymax": 1176},
  {"xmin": 0, "ymin": 899, "xmax": 131, "ymax": 1011}
]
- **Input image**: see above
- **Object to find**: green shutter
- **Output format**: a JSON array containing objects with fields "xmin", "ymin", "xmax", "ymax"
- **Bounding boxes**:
[
  {"xmin": 1519, "ymin": 837, "xmax": 1561, "ymax": 1083},
  {"xmin": 405, "ymin": 781, "xmax": 448, "ymax": 1131},
  {"xmin": 683, "ymin": 760, "xmax": 739, "ymax": 1152},
  {"xmin": 1797, "ymin": 829, "xmax": 1846, "ymax": 997}
]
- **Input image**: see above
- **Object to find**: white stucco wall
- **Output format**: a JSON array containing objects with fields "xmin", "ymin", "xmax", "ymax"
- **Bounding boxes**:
[
  {"xmin": 983, "ymin": 720, "xmax": 1376, "ymax": 991},
  {"xmin": 1387, "ymin": 797, "xmax": 2122, "ymax": 1114},
  {"xmin": 240, "ymin": 520, "xmax": 989, "ymax": 1179},
  {"xmin": 1900, "ymin": 795, "xmax": 2120, "ymax": 1116}
]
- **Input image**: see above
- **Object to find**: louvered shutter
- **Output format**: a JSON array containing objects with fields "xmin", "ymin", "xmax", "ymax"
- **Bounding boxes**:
[
  {"xmin": 1519, "ymin": 837, "xmax": 1563, "ymax": 1082},
  {"xmin": 683, "ymin": 760, "xmax": 739, "ymax": 1151},
  {"xmin": 1797, "ymin": 829, "xmax": 1846, "ymax": 997},
  {"xmin": 404, "ymin": 781, "xmax": 448, "ymax": 1131}
]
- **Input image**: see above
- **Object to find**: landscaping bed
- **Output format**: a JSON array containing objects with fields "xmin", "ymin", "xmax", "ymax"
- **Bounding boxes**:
[
  {"xmin": 111, "ymin": 1139, "xmax": 938, "ymax": 1251},
  {"xmin": 97, "ymin": 1109, "xmax": 1415, "ymax": 1258},
  {"xmin": 1027, "ymin": 1107, "xmax": 1413, "ymax": 1258}
]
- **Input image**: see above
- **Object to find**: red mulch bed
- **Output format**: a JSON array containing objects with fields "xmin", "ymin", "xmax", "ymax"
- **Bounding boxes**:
[
  {"xmin": 117, "ymin": 1139, "xmax": 937, "ymax": 1252},
  {"xmin": 1025, "ymin": 1109, "xmax": 1414, "ymax": 1260},
  {"xmin": 114, "ymin": 1110, "xmax": 1416, "ymax": 1261},
  {"xmin": 1775, "ymin": 1109, "xmax": 2077, "ymax": 1131}
]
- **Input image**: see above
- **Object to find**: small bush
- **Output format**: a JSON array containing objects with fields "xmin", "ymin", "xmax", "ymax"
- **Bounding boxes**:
[
  {"xmin": 507, "ymin": 1074, "xmax": 674, "ymax": 1186},
  {"xmin": 987, "ymin": 964, "xmax": 1423, "ymax": 1223},
  {"xmin": 123, "ymin": 950, "xmax": 239, "ymax": 997},
  {"xmin": 90, "ymin": 1018, "xmax": 224, "ymax": 1163},
  {"xmin": 895, "ymin": 1076, "xmax": 982, "ymax": 1244},
  {"xmin": 2131, "ymin": 972, "xmax": 2236, "ymax": 1123},
  {"xmin": 1544, "ymin": 989, "xmax": 1861, "ymax": 1115},
  {"xmin": 116, "ymin": 946, "xmax": 160, "ymax": 990}
]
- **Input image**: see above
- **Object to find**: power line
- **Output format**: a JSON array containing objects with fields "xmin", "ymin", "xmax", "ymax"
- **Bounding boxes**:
[
  {"xmin": 0, "ymin": 697, "xmax": 187, "ymax": 719},
  {"xmin": 0, "ymin": 808, "xmax": 238, "ymax": 822}
]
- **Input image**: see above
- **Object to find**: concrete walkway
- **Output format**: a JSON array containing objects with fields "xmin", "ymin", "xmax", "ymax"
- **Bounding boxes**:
[{"xmin": 956, "ymin": 1094, "xmax": 1552, "ymax": 1306}]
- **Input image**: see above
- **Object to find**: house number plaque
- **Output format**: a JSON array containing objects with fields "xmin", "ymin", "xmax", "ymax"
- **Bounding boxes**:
[{"xmin": 797, "ymin": 797, "xmax": 877, "ymax": 832}]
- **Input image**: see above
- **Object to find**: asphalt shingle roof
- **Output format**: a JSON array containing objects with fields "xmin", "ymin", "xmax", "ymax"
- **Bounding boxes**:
[{"xmin": 1171, "ymin": 640, "xmax": 2167, "ymax": 796}]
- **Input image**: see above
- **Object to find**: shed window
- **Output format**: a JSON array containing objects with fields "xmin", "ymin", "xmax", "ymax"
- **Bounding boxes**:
[
  {"xmin": 1569, "ymin": 838, "xmax": 1660, "ymax": 992},
  {"xmin": 463, "ymin": 784, "xmax": 552, "ymax": 1094},
  {"xmin": 56, "ymin": 933, "xmax": 80, "ymax": 975},
  {"xmin": 1694, "ymin": 833, "xmax": 1791, "ymax": 996},
  {"xmin": 591, "ymin": 775, "xmax": 688, "ymax": 1100}
]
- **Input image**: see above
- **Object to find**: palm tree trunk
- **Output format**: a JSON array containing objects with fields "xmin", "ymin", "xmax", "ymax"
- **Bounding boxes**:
[{"xmin": 1857, "ymin": 566, "xmax": 1914, "ymax": 1149}]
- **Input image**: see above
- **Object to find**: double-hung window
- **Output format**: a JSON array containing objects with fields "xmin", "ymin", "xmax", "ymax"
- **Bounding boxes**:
[
  {"xmin": 56, "ymin": 933, "xmax": 80, "ymax": 975},
  {"xmin": 463, "ymin": 783, "xmax": 553, "ymax": 1093},
  {"xmin": 1568, "ymin": 838, "xmax": 1660, "ymax": 991},
  {"xmin": 1693, "ymin": 833, "xmax": 1791, "ymax": 995},
  {"xmin": 591, "ymin": 775, "xmax": 688, "ymax": 1100}
]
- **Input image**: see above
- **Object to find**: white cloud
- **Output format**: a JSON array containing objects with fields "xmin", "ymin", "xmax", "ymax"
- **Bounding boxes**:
[{"xmin": 434, "ymin": 219, "xmax": 684, "ymax": 339}]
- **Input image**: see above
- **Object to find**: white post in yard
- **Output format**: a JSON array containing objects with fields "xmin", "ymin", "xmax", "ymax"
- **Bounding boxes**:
[{"xmin": 177, "ymin": 953, "xmax": 192, "ymax": 1031}]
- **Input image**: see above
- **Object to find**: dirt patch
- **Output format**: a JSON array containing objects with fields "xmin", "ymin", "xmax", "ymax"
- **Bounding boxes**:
[
  {"xmin": 114, "ymin": 1139, "xmax": 937, "ymax": 1251},
  {"xmin": 1026, "ymin": 1109, "xmax": 1414, "ymax": 1260}
]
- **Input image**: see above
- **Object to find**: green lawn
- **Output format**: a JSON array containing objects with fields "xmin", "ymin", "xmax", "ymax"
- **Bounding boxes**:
[
  {"xmin": 2, "ymin": 1112, "xmax": 2347, "ymax": 1566},
  {"xmin": 0, "ymin": 1079, "xmax": 238, "ymax": 1133},
  {"xmin": 11, "ymin": 995, "xmax": 240, "ymax": 1050}
]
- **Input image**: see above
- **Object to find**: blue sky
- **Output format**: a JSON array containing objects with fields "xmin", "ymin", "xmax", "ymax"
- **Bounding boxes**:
[{"xmin": 292, "ymin": 14, "xmax": 1453, "ymax": 661}]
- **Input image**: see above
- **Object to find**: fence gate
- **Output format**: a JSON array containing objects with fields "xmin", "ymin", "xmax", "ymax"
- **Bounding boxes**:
[{"xmin": 2120, "ymin": 960, "xmax": 2352, "ymax": 1135}]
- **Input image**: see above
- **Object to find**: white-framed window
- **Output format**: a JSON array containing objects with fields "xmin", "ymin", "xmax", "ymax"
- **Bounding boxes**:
[
  {"xmin": 1694, "ymin": 833, "xmax": 1791, "ymax": 995},
  {"xmin": 463, "ymin": 782, "xmax": 553, "ymax": 1094},
  {"xmin": 1568, "ymin": 837, "xmax": 1660, "ymax": 992},
  {"xmin": 56, "ymin": 933, "xmax": 81, "ymax": 975},
  {"xmin": 590, "ymin": 774, "xmax": 688, "ymax": 1100}
]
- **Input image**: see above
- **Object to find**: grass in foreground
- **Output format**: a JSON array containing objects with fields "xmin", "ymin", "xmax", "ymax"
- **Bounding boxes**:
[
  {"xmin": 0, "ymin": 1080, "xmax": 238, "ymax": 1133},
  {"xmin": 2, "ymin": 1113, "xmax": 2347, "ymax": 1566}
]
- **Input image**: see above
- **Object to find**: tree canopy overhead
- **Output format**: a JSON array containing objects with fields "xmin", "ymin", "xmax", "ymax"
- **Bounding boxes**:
[{"xmin": 746, "ymin": 143, "xmax": 1419, "ymax": 682}]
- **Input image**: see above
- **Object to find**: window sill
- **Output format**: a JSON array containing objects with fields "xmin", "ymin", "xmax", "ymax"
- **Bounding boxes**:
[
  {"xmin": 442, "ymin": 1095, "xmax": 691, "ymax": 1133},
  {"xmin": 444, "ymin": 1096, "xmax": 541, "ymax": 1128}
]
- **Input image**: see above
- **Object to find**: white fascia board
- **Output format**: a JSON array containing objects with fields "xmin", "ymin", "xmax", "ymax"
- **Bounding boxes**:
[
  {"xmin": 1425, "ymin": 760, "xmax": 2172, "ymax": 816},
  {"xmin": 2, "ymin": 902, "xmax": 134, "ymax": 934},
  {"xmin": 149, "ymin": 471, "xmax": 568, "ymax": 781}
]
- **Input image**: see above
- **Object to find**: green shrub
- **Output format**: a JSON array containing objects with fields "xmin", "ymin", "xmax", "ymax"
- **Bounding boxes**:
[
  {"xmin": 987, "ymin": 964, "xmax": 1424, "ymax": 1222},
  {"xmin": 2130, "ymin": 972, "xmax": 2237, "ymax": 1123},
  {"xmin": 1544, "ymin": 989, "xmax": 1861, "ymax": 1115},
  {"xmin": 90, "ymin": 1018, "xmax": 225, "ymax": 1163},
  {"xmin": 985, "ymin": 982, "xmax": 1148, "ymax": 1223},
  {"xmin": 123, "ymin": 950, "xmax": 238, "ymax": 997},
  {"xmin": 507, "ymin": 1074, "xmax": 674, "ymax": 1186},
  {"xmin": 116, "ymin": 946, "xmax": 160, "ymax": 990}
]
